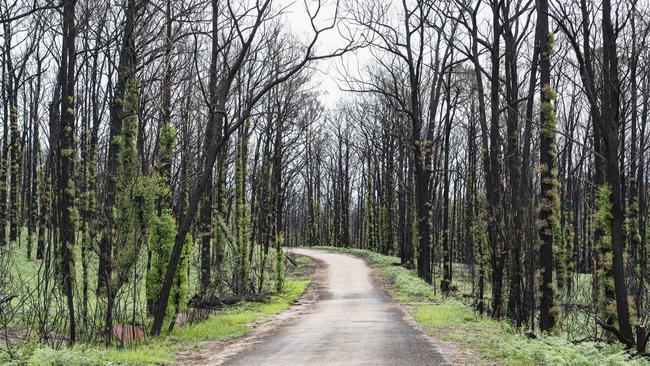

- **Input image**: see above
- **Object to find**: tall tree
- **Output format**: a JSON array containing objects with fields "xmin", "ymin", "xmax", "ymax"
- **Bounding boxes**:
[
  {"xmin": 97, "ymin": 0, "xmax": 142, "ymax": 343},
  {"xmin": 57, "ymin": 0, "xmax": 78, "ymax": 344},
  {"xmin": 536, "ymin": 0, "xmax": 560, "ymax": 332}
]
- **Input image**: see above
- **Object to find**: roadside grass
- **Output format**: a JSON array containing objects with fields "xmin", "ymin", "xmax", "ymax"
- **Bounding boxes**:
[
  {"xmin": 168, "ymin": 279, "xmax": 309, "ymax": 342},
  {"xmin": 3, "ymin": 229, "xmax": 305, "ymax": 332},
  {"xmin": 1, "ymin": 258, "xmax": 312, "ymax": 366},
  {"xmin": 314, "ymin": 246, "xmax": 650, "ymax": 366}
]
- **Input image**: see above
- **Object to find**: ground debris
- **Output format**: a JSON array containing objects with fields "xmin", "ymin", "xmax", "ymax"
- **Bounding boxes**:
[{"xmin": 188, "ymin": 292, "xmax": 272, "ymax": 309}]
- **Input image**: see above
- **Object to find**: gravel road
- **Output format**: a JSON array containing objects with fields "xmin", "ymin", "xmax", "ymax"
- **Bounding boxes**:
[{"xmin": 224, "ymin": 248, "xmax": 450, "ymax": 366}]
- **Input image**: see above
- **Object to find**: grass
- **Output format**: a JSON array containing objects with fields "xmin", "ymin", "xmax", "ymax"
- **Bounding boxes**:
[
  {"xmin": 1, "ymin": 252, "xmax": 313, "ymax": 366},
  {"xmin": 169, "ymin": 279, "xmax": 309, "ymax": 342},
  {"xmin": 2, "ymin": 228, "xmax": 303, "ymax": 333},
  {"xmin": 380, "ymin": 265, "xmax": 437, "ymax": 301},
  {"xmin": 315, "ymin": 246, "xmax": 650, "ymax": 366}
]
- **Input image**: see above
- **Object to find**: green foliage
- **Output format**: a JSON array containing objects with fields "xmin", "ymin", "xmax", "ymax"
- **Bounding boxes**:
[
  {"xmin": 365, "ymin": 168, "xmax": 376, "ymax": 250},
  {"xmin": 100, "ymin": 344, "xmax": 172, "ymax": 365},
  {"xmin": 3, "ymin": 239, "xmax": 311, "ymax": 366},
  {"xmin": 110, "ymin": 79, "xmax": 158, "ymax": 290},
  {"xmin": 214, "ymin": 213, "xmax": 232, "ymax": 252},
  {"xmin": 275, "ymin": 234, "xmax": 285, "ymax": 293},
  {"xmin": 233, "ymin": 130, "xmax": 251, "ymax": 293},
  {"xmin": 627, "ymin": 191, "xmax": 642, "ymax": 249},
  {"xmin": 540, "ymin": 84, "xmax": 558, "ymax": 135},
  {"xmin": 415, "ymin": 302, "xmax": 650, "ymax": 366},
  {"xmin": 171, "ymin": 233, "xmax": 193, "ymax": 315},
  {"xmin": 543, "ymin": 32, "xmax": 557, "ymax": 62},
  {"xmin": 112, "ymin": 176, "xmax": 158, "ymax": 286},
  {"xmin": 414, "ymin": 301, "xmax": 489, "ymax": 329},
  {"xmin": 212, "ymin": 148, "xmax": 229, "ymax": 273},
  {"xmin": 116, "ymin": 80, "xmax": 140, "ymax": 190},
  {"xmin": 494, "ymin": 335, "xmax": 649, "ymax": 366},
  {"xmin": 595, "ymin": 185, "xmax": 616, "ymax": 321},
  {"xmin": 146, "ymin": 213, "xmax": 191, "ymax": 323},
  {"xmin": 0, "ymin": 342, "xmax": 167, "ymax": 366},
  {"xmin": 626, "ymin": 184, "xmax": 642, "ymax": 320},
  {"xmin": 538, "ymin": 76, "xmax": 561, "ymax": 332},
  {"xmin": 9, "ymin": 106, "xmax": 21, "ymax": 245},
  {"xmin": 556, "ymin": 222, "xmax": 570, "ymax": 291},
  {"xmin": 147, "ymin": 211, "xmax": 176, "ymax": 318},
  {"xmin": 157, "ymin": 121, "xmax": 176, "ymax": 186},
  {"xmin": 471, "ymin": 209, "xmax": 488, "ymax": 300},
  {"xmin": 158, "ymin": 123, "xmax": 176, "ymax": 165},
  {"xmin": 6, "ymin": 346, "xmax": 108, "ymax": 366}
]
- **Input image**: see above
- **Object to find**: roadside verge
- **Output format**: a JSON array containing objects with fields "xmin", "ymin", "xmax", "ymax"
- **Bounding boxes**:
[{"xmin": 314, "ymin": 246, "xmax": 647, "ymax": 366}]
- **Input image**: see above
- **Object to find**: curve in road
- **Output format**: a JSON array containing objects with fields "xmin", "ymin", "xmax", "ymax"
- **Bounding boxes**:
[{"xmin": 224, "ymin": 248, "xmax": 451, "ymax": 366}]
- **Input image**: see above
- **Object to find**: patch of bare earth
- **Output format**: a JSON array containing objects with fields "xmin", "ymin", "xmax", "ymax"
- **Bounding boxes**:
[{"xmin": 175, "ymin": 255, "xmax": 327, "ymax": 366}]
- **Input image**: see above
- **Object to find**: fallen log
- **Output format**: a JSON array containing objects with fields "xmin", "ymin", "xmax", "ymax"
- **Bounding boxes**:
[{"xmin": 189, "ymin": 292, "xmax": 272, "ymax": 309}]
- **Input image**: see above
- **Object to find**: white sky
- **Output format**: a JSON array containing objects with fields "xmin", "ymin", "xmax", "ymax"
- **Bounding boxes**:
[{"xmin": 278, "ymin": 0, "xmax": 361, "ymax": 108}]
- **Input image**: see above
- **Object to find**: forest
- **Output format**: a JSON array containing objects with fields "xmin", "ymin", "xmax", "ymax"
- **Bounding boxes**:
[{"xmin": 1, "ymin": 0, "xmax": 650, "ymax": 364}]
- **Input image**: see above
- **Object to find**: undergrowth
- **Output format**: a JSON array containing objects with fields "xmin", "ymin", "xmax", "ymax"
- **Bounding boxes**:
[
  {"xmin": 315, "ymin": 246, "xmax": 650, "ymax": 366},
  {"xmin": 1, "ymin": 264, "xmax": 312, "ymax": 366}
]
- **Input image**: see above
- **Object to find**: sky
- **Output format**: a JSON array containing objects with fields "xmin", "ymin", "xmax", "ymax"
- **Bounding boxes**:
[{"xmin": 278, "ymin": 0, "xmax": 362, "ymax": 107}]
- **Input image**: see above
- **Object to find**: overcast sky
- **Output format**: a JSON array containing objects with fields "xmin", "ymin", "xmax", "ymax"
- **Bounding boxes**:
[{"xmin": 278, "ymin": 0, "xmax": 362, "ymax": 108}]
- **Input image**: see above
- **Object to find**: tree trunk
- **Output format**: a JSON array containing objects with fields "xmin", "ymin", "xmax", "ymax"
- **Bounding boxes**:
[
  {"xmin": 536, "ymin": 0, "xmax": 560, "ymax": 332},
  {"xmin": 58, "ymin": 0, "xmax": 78, "ymax": 343}
]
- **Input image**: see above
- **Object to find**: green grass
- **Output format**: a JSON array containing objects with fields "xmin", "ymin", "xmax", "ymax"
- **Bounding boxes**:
[
  {"xmin": 1, "ymin": 279, "xmax": 309, "ymax": 365},
  {"xmin": 101, "ymin": 342, "xmax": 172, "ymax": 365},
  {"xmin": 1, "ymin": 338, "xmax": 176, "ymax": 365},
  {"xmin": 2, "ymin": 229, "xmax": 304, "ymax": 335},
  {"xmin": 380, "ymin": 265, "xmax": 437, "ymax": 302},
  {"xmin": 169, "ymin": 279, "xmax": 309, "ymax": 342},
  {"xmin": 1, "ymin": 259, "xmax": 312, "ymax": 366},
  {"xmin": 1, "ymin": 227, "xmax": 148, "ymax": 330},
  {"xmin": 315, "ymin": 246, "xmax": 650, "ymax": 366},
  {"xmin": 415, "ymin": 301, "xmax": 649, "ymax": 366},
  {"xmin": 1, "ymin": 225, "xmax": 316, "ymax": 363}
]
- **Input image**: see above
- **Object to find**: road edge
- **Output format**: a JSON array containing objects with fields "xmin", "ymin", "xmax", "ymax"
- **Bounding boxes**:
[
  {"xmin": 177, "ymin": 251, "xmax": 328, "ymax": 365},
  {"xmin": 349, "ymin": 251, "xmax": 456, "ymax": 365}
]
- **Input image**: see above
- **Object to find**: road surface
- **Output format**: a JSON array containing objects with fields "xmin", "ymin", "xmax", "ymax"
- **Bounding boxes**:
[{"xmin": 224, "ymin": 248, "xmax": 450, "ymax": 365}]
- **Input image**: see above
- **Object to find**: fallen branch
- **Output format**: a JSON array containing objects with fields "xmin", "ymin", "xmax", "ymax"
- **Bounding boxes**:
[
  {"xmin": 596, "ymin": 318, "xmax": 635, "ymax": 349},
  {"xmin": 189, "ymin": 292, "xmax": 272, "ymax": 309},
  {"xmin": 524, "ymin": 331, "xmax": 537, "ymax": 339},
  {"xmin": 570, "ymin": 336, "xmax": 597, "ymax": 345},
  {"xmin": 0, "ymin": 295, "xmax": 16, "ymax": 307},
  {"xmin": 286, "ymin": 254, "xmax": 298, "ymax": 267}
]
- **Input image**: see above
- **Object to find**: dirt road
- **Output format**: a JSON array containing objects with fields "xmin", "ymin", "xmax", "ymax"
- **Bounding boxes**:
[{"xmin": 223, "ymin": 248, "xmax": 450, "ymax": 365}]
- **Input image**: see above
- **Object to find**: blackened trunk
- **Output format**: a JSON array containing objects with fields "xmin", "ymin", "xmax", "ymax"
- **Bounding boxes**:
[{"xmin": 58, "ymin": 0, "xmax": 78, "ymax": 343}]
